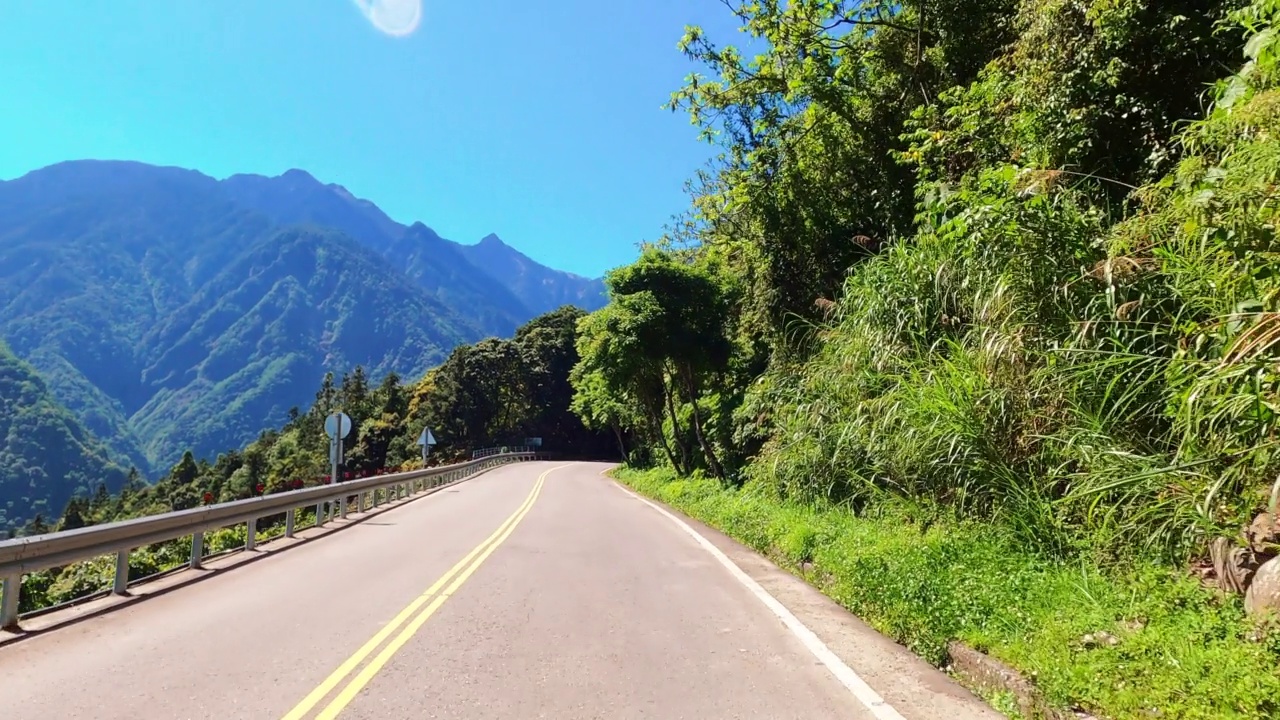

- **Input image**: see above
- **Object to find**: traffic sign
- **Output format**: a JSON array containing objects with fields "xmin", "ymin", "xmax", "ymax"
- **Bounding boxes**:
[
  {"xmin": 417, "ymin": 427, "xmax": 436, "ymax": 462},
  {"xmin": 324, "ymin": 412, "xmax": 353, "ymax": 439}
]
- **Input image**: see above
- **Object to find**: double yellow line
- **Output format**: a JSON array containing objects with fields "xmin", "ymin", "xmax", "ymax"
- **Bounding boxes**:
[{"xmin": 280, "ymin": 464, "xmax": 567, "ymax": 720}]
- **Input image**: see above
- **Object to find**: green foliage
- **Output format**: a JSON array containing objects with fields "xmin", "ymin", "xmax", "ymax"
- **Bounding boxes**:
[
  {"xmin": 0, "ymin": 343, "xmax": 126, "ymax": 535},
  {"xmin": 415, "ymin": 305, "xmax": 612, "ymax": 458},
  {"xmin": 623, "ymin": 0, "xmax": 1280, "ymax": 564},
  {"xmin": 907, "ymin": 0, "xmax": 1244, "ymax": 191},
  {"xmin": 572, "ymin": 250, "xmax": 732, "ymax": 476},
  {"xmin": 668, "ymin": 0, "xmax": 1020, "ymax": 349},
  {"xmin": 617, "ymin": 467, "xmax": 1280, "ymax": 720},
  {"xmin": 0, "ymin": 161, "xmax": 605, "ymax": 492},
  {"xmin": 579, "ymin": 2, "xmax": 1280, "ymax": 715}
]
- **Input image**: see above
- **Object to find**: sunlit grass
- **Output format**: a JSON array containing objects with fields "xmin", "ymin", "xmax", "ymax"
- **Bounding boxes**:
[{"xmin": 616, "ymin": 467, "xmax": 1280, "ymax": 719}]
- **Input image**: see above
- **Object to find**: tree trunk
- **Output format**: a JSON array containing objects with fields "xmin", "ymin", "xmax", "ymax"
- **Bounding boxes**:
[
  {"xmin": 644, "ymin": 402, "xmax": 680, "ymax": 472},
  {"xmin": 662, "ymin": 374, "xmax": 692, "ymax": 474},
  {"xmin": 611, "ymin": 422, "xmax": 627, "ymax": 461},
  {"xmin": 680, "ymin": 364, "xmax": 724, "ymax": 479}
]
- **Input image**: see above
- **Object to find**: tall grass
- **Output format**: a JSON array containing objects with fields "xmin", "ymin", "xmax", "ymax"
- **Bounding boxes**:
[{"xmin": 749, "ymin": 10, "xmax": 1280, "ymax": 563}]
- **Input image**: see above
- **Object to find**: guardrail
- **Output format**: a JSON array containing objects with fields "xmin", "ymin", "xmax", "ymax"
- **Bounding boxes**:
[
  {"xmin": 471, "ymin": 445, "xmax": 533, "ymax": 459},
  {"xmin": 0, "ymin": 451, "xmax": 535, "ymax": 629}
]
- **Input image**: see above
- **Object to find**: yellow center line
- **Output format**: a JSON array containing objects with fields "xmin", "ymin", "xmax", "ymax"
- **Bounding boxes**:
[
  {"xmin": 313, "ymin": 465, "xmax": 568, "ymax": 719},
  {"xmin": 279, "ymin": 464, "xmax": 565, "ymax": 720}
]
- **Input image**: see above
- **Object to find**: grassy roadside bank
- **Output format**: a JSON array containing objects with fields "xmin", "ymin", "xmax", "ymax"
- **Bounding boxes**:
[{"xmin": 612, "ymin": 467, "xmax": 1280, "ymax": 720}]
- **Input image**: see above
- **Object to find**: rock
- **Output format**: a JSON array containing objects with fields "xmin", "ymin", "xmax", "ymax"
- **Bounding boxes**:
[
  {"xmin": 1246, "ymin": 512, "xmax": 1280, "ymax": 554},
  {"xmin": 1211, "ymin": 536, "xmax": 1263, "ymax": 594},
  {"xmin": 1080, "ymin": 631, "xmax": 1120, "ymax": 649},
  {"xmin": 1245, "ymin": 555, "xmax": 1280, "ymax": 617}
]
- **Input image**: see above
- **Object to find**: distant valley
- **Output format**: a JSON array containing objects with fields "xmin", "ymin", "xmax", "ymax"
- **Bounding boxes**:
[{"xmin": 0, "ymin": 160, "xmax": 607, "ymax": 529}]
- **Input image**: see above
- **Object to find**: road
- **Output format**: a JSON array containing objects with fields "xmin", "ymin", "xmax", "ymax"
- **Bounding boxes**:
[{"xmin": 0, "ymin": 461, "xmax": 1000, "ymax": 719}]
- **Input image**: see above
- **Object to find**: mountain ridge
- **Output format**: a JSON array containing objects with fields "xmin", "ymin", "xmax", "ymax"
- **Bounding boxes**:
[{"xmin": 0, "ymin": 160, "xmax": 609, "ymax": 511}]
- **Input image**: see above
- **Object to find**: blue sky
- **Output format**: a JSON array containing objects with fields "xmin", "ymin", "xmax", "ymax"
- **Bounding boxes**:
[{"xmin": 0, "ymin": 1, "xmax": 748, "ymax": 278}]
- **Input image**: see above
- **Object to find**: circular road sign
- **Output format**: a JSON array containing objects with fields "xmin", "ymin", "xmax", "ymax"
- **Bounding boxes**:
[{"xmin": 324, "ymin": 412, "xmax": 353, "ymax": 439}]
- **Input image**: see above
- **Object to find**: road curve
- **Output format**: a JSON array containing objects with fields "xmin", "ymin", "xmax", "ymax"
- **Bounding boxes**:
[{"xmin": 0, "ymin": 461, "xmax": 1000, "ymax": 719}]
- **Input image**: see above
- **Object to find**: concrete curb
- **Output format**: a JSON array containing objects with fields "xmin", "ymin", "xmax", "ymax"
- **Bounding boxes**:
[{"xmin": 946, "ymin": 641, "xmax": 1098, "ymax": 720}]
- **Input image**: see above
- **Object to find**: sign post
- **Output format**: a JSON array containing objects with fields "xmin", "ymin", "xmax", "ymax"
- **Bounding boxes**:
[
  {"xmin": 325, "ymin": 411, "xmax": 353, "ymax": 518},
  {"xmin": 416, "ymin": 427, "xmax": 437, "ymax": 463}
]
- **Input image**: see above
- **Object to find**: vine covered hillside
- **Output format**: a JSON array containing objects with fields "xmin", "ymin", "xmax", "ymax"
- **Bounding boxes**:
[{"xmin": 570, "ymin": 0, "xmax": 1280, "ymax": 717}]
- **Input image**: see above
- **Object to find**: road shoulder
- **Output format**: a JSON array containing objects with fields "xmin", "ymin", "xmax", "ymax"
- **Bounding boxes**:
[{"xmin": 606, "ymin": 473, "xmax": 1004, "ymax": 720}]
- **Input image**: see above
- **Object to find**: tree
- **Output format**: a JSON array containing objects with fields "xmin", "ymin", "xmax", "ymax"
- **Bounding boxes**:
[
  {"xmin": 572, "ymin": 251, "xmax": 733, "ymax": 476},
  {"xmin": 515, "ymin": 306, "xmax": 593, "ymax": 450},
  {"xmin": 58, "ymin": 497, "xmax": 87, "ymax": 531},
  {"xmin": 609, "ymin": 251, "xmax": 733, "ymax": 477},
  {"xmin": 25, "ymin": 513, "xmax": 49, "ymax": 536},
  {"xmin": 122, "ymin": 467, "xmax": 145, "ymax": 496},
  {"xmin": 569, "ymin": 363, "xmax": 636, "ymax": 461},
  {"xmin": 575, "ymin": 297, "xmax": 689, "ymax": 472},
  {"xmin": 171, "ymin": 451, "xmax": 199, "ymax": 486},
  {"xmin": 666, "ymin": 0, "xmax": 1020, "ymax": 354}
]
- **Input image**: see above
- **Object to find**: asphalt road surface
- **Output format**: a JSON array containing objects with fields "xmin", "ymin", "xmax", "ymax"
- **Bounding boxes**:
[{"xmin": 0, "ymin": 461, "xmax": 1001, "ymax": 719}]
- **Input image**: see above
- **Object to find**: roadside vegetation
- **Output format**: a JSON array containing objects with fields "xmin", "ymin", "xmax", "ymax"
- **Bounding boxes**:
[
  {"xmin": 9, "ymin": 306, "xmax": 611, "ymax": 613},
  {"xmin": 10, "ymin": 1, "xmax": 1280, "ymax": 715},
  {"xmin": 616, "ymin": 467, "xmax": 1280, "ymax": 718},
  {"xmin": 570, "ymin": 1, "xmax": 1280, "ymax": 717}
]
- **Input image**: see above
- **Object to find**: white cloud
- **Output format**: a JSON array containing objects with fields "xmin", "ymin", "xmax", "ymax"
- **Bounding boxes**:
[{"xmin": 351, "ymin": 0, "xmax": 423, "ymax": 37}]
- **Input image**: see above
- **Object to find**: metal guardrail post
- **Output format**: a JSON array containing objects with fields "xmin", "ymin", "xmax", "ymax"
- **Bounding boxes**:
[
  {"xmin": 191, "ymin": 532, "xmax": 204, "ymax": 570},
  {"xmin": 2, "ymin": 573, "xmax": 21, "ymax": 629},
  {"xmin": 285, "ymin": 508, "xmax": 296, "ymax": 538},
  {"xmin": 340, "ymin": 495, "xmax": 348, "ymax": 519},
  {"xmin": 315, "ymin": 502, "xmax": 325, "ymax": 528},
  {"xmin": 246, "ymin": 518, "xmax": 257, "ymax": 551},
  {"xmin": 113, "ymin": 549, "xmax": 130, "ymax": 595}
]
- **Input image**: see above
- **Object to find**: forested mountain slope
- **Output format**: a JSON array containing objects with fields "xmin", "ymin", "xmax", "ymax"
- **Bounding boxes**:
[
  {"xmin": 0, "ymin": 342, "xmax": 126, "ymax": 536},
  {"xmin": 0, "ymin": 160, "xmax": 607, "ymax": 492}
]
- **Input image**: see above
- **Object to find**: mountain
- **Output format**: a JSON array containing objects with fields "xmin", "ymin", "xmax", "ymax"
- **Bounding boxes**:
[
  {"xmin": 0, "ymin": 160, "xmax": 608, "ymax": 488},
  {"xmin": 0, "ymin": 161, "xmax": 277, "ymax": 473},
  {"xmin": 220, "ymin": 169, "xmax": 405, "ymax": 253},
  {"xmin": 383, "ymin": 223, "xmax": 530, "ymax": 337},
  {"xmin": 130, "ymin": 227, "xmax": 472, "ymax": 465},
  {"xmin": 0, "ymin": 342, "xmax": 126, "ymax": 535},
  {"xmin": 458, "ymin": 234, "xmax": 608, "ymax": 317},
  {"xmin": 219, "ymin": 169, "xmax": 607, "ymax": 319}
]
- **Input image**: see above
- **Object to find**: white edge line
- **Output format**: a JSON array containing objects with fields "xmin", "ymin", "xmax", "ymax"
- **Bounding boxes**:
[{"xmin": 608, "ymin": 476, "xmax": 909, "ymax": 720}]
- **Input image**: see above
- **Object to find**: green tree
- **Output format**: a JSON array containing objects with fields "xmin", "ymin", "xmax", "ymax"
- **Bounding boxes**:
[
  {"xmin": 605, "ymin": 251, "xmax": 732, "ymax": 477},
  {"xmin": 572, "ymin": 252, "xmax": 734, "ymax": 476},
  {"xmin": 25, "ymin": 513, "xmax": 50, "ymax": 536},
  {"xmin": 171, "ymin": 451, "xmax": 199, "ymax": 486},
  {"xmin": 58, "ymin": 497, "xmax": 88, "ymax": 531}
]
